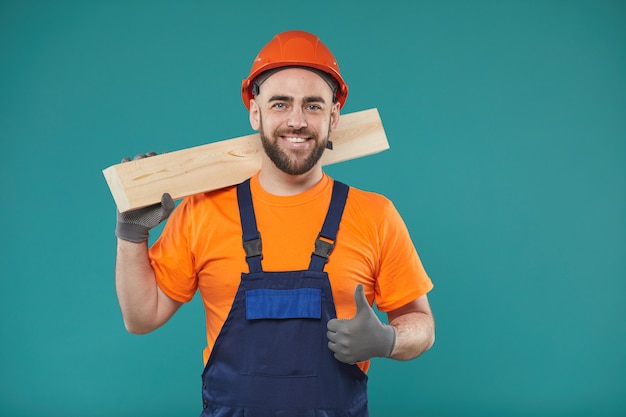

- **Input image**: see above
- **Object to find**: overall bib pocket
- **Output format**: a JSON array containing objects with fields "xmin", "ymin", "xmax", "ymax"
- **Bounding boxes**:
[
  {"xmin": 246, "ymin": 288, "xmax": 322, "ymax": 320},
  {"xmin": 240, "ymin": 288, "xmax": 323, "ymax": 377}
]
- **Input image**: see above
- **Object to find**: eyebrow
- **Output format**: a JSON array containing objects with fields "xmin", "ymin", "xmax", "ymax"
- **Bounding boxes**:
[
  {"xmin": 268, "ymin": 95, "xmax": 327, "ymax": 104},
  {"xmin": 304, "ymin": 96, "xmax": 327, "ymax": 104}
]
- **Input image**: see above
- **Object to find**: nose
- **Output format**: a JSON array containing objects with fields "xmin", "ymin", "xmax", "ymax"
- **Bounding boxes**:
[{"xmin": 287, "ymin": 107, "xmax": 307, "ymax": 130}]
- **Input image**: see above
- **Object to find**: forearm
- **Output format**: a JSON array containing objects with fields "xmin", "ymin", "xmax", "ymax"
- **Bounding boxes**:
[
  {"xmin": 115, "ymin": 239, "xmax": 166, "ymax": 334},
  {"xmin": 389, "ymin": 312, "xmax": 435, "ymax": 361}
]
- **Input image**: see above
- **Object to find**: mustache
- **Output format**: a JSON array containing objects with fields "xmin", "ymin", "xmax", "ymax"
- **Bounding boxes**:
[{"xmin": 275, "ymin": 127, "xmax": 317, "ymax": 138}]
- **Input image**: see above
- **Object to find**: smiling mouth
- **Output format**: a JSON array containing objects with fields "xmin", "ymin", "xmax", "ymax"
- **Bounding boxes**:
[{"xmin": 284, "ymin": 137, "xmax": 308, "ymax": 143}]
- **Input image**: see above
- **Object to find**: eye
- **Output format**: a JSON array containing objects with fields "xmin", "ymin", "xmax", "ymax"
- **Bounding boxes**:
[
  {"xmin": 306, "ymin": 104, "xmax": 323, "ymax": 111},
  {"xmin": 271, "ymin": 102, "xmax": 288, "ymax": 110}
]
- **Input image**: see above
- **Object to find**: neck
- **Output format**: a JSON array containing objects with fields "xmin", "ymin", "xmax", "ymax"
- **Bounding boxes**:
[{"xmin": 257, "ymin": 160, "xmax": 324, "ymax": 196}]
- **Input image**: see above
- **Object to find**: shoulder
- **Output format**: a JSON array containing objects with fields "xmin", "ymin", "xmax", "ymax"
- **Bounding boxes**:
[
  {"xmin": 163, "ymin": 184, "xmax": 242, "ymax": 244},
  {"xmin": 180, "ymin": 184, "xmax": 238, "ymax": 208},
  {"xmin": 170, "ymin": 184, "xmax": 240, "ymax": 224},
  {"xmin": 338, "ymin": 182, "xmax": 412, "ymax": 242},
  {"xmin": 343, "ymin": 183, "xmax": 396, "ymax": 217}
]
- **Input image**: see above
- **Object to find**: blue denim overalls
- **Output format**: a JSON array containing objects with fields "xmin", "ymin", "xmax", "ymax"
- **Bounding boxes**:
[{"xmin": 200, "ymin": 179, "xmax": 369, "ymax": 417}]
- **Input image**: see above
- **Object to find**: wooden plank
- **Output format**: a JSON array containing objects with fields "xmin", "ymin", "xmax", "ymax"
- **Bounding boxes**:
[{"xmin": 103, "ymin": 108, "xmax": 389, "ymax": 212}]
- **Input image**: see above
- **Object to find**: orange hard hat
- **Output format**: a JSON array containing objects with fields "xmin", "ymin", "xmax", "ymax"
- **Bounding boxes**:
[{"xmin": 241, "ymin": 30, "xmax": 348, "ymax": 110}]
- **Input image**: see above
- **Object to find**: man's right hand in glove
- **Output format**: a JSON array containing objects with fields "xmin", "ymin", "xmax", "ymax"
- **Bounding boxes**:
[
  {"xmin": 114, "ymin": 152, "xmax": 182, "ymax": 334},
  {"xmin": 114, "ymin": 153, "xmax": 174, "ymax": 243}
]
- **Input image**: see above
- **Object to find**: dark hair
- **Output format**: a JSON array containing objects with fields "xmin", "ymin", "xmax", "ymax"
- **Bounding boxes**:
[{"xmin": 251, "ymin": 66, "xmax": 339, "ymax": 103}]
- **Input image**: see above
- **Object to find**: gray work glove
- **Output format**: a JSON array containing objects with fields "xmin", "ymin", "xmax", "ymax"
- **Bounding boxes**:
[
  {"xmin": 115, "ymin": 153, "xmax": 175, "ymax": 243},
  {"xmin": 327, "ymin": 284, "xmax": 396, "ymax": 364}
]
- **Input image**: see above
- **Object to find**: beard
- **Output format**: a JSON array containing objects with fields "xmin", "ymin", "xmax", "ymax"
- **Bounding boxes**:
[{"xmin": 259, "ymin": 118, "xmax": 330, "ymax": 176}]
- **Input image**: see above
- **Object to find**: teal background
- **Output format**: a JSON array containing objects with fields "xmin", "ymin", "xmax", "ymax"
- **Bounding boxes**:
[{"xmin": 1, "ymin": 0, "xmax": 624, "ymax": 416}]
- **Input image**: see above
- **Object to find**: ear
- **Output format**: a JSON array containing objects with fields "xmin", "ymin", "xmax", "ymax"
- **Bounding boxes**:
[
  {"xmin": 329, "ymin": 102, "xmax": 341, "ymax": 132},
  {"xmin": 249, "ymin": 99, "xmax": 260, "ymax": 131}
]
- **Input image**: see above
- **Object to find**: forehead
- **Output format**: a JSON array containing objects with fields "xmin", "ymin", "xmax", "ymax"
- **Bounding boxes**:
[{"xmin": 259, "ymin": 68, "xmax": 334, "ymax": 98}]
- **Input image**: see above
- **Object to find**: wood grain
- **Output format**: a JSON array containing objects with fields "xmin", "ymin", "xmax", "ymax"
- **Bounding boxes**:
[{"xmin": 103, "ymin": 108, "xmax": 389, "ymax": 212}]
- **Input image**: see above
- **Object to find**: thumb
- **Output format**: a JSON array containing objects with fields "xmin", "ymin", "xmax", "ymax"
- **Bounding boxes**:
[
  {"xmin": 353, "ymin": 284, "xmax": 370, "ymax": 314},
  {"xmin": 162, "ymin": 193, "xmax": 175, "ymax": 212}
]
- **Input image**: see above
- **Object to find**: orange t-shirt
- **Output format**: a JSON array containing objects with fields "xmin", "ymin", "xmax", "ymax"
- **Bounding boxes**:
[{"xmin": 149, "ymin": 173, "xmax": 433, "ymax": 372}]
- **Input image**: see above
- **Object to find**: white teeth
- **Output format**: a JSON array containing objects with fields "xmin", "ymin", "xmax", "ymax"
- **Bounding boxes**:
[{"xmin": 286, "ymin": 137, "xmax": 307, "ymax": 143}]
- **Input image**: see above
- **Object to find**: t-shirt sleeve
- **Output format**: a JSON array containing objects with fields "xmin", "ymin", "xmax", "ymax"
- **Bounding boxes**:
[
  {"xmin": 374, "ymin": 199, "xmax": 433, "ymax": 312},
  {"xmin": 148, "ymin": 198, "xmax": 198, "ymax": 303}
]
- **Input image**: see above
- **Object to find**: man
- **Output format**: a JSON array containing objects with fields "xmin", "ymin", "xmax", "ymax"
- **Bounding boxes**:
[{"xmin": 115, "ymin": 30, "xmax": 434, "ymax": 416}]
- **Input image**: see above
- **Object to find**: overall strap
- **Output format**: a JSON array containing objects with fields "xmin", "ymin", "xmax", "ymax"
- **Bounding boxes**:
[
  {"xmin": 309, "ymin": 181, "xmax": 350, "ymax": 272},
  {"xmin": 237, "ymin": 179, "xmax": 263, "ymax": 273}
]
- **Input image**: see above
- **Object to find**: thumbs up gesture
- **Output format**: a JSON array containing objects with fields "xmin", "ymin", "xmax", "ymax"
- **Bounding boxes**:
[{"xmin": 327, "ymin": 284, "xmax": 396, "ymax": 364}]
